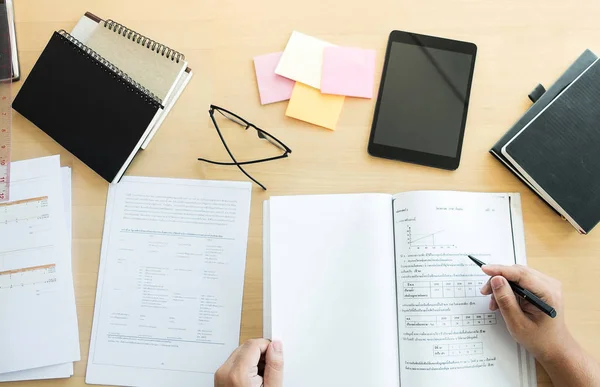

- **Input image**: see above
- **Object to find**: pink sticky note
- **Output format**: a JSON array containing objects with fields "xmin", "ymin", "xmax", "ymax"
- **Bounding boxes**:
[
  {"xmin": 253, "ymin": 52, "xmax": 295, "ymax": 105},
  {"xmin": 321, "ymin": 47, "xmax": 376, "ymax": 99}
]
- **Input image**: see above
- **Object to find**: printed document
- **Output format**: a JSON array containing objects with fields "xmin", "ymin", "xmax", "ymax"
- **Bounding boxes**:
[
  {"xmin": 0, "ymin": 156, "xmax": 80, "ymax": 374},
  {"xmin": 0, "ymin": 167, "xmax": 74, "ymax": 381},
  {"xmin": 86, "ymin": 177, "xmax": 252, "ymax": 387}
]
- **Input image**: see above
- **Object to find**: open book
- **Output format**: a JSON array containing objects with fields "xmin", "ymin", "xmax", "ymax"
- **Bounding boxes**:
[{"xmin": 263, "ymin": 191, "xmax": 536, "ymax": 387}]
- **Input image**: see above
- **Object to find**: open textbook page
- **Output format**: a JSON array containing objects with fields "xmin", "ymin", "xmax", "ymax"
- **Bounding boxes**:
[
  {"xmin": 86, "ymin": 177, "xmax": 251, "ymax": 387},
  {"xmin": 392, "ymin": 191, "xmax": 536, "ymax": 387},
  {"xmin": 265, "ymin": 194, "xmax": 400, "ymax": 387}
]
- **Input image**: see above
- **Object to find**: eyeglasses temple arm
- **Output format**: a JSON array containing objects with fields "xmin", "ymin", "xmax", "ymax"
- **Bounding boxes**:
[{"xmin": 197, "ymin": 154, "xmax": 289, "ymax": 166}]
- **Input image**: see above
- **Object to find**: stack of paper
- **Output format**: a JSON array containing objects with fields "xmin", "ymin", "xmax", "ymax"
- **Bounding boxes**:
[
  {"xmin": 253, "ymin": 31, "xmax": 376, "ymax": 130},
  {"xmin": 0, "ymin": 156, "xmax": 79, "ymax": 382}
]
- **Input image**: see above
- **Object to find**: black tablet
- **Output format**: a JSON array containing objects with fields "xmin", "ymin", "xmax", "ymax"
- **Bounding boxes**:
[{"xmin": 368, "ymin": 31, "xmax": 477, "ymax": 170}]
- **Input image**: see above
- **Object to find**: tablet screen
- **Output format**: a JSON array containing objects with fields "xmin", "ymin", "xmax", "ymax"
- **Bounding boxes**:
[{"xmin": 373, "ymin": 42, "xmax": 474, "ymax": 158}]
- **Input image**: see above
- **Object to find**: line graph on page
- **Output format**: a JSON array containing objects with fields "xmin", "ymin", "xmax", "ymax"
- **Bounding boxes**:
[{"xmin": 405, "ymin": 225, "xmax": 456, "ymax": 250}]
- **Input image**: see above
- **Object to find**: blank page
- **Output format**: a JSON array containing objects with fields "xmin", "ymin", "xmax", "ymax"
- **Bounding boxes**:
[{"xmin": 266, "ymin": 194, "xmax": 400, "ymax": 387}]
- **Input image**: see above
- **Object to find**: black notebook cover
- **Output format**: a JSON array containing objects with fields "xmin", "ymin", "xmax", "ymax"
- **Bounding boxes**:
[
  {"xmin": 490, "ymin": 50, "xmax": 598, "ymax": 180},
  {"xmin": 504, "ymin": 59, "xmax": 600, "ymax": 233},
  {"xmin": 12, "ymin": 31, "xmax": 160, "ymax": 182}
]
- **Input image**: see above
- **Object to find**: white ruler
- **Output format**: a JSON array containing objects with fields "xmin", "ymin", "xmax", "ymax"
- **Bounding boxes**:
[
  {"xmin": 0, "ymin": 92, "xmax": 10, "ymax": 202},
  {"xmin": 0, "ymin": 0, "xmax": 13, "ymax": 202}
]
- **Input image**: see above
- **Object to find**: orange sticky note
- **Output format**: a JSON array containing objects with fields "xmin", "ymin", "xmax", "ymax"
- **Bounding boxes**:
[{"xmin": 285, "ymin": 82, "xmax": 345, "ymax": 130}]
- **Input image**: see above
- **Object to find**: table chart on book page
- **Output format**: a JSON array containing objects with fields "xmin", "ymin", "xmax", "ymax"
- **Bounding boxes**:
[
  {"xmin": 393, "ymin": 191, "xmax": 531, "ymax": 387},
  {"xmin": 0, "ymin": 196, "xmax": 57, "ymax": 292}
]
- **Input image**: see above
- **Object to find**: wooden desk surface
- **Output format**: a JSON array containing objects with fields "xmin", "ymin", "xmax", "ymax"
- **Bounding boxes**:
[{"xmin": 8, "ymin": 0, "xmax": 600, "ymax": 385}]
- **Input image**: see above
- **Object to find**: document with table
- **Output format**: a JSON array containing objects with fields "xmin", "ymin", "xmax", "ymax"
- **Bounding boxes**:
[
  {"xmin": 86, "ymin": 177, "xmax": 252, "ymax": 387},
  {"xmin": 263, "ymin": 191, "xmax": 537, "ymax": 387},
  {"xmin": 0, "ymin": 166, "xmax": 75, "ymax": 383},
  {"xmin": 0, "ymin": 156, "xmax": 79, "ymax": 380}
]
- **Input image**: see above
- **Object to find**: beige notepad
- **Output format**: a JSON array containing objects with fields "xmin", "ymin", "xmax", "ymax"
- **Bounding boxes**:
[
  {"xmin": 70, "ymin": 13, "xmax": 193, "ymax": 150},
  {"xmin": 85, "ymin": 23, "xmax": 187, "ymax": 103}
]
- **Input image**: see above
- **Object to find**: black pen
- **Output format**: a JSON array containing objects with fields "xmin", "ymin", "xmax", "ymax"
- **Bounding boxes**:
[{"xmin": 467, "ymin": 255, "xmax": 557, "ymax": 318}]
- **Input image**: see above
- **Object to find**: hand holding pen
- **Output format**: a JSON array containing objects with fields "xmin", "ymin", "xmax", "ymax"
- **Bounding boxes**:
[
  {"xmin": 472, "ymin": 261, "xmax": 600, "ymax": 386},
  {"xmin": 468, "ymin": 258, "xmax": 569, "ymax": 361},
  {"xmin": 468, "ymin": 255, "xmax": 556, "ymax": 318}
]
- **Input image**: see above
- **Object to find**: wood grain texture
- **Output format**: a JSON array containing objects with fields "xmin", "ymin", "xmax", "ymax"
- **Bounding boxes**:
[{"xmin": 7, "ymin": 0, "xmax": 600, "ymax": 386}]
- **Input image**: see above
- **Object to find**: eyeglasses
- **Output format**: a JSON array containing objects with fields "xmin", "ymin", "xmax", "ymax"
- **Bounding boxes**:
[{"xmin": 198, "ymin": 105, "xmax": 292, "ymax": 190}]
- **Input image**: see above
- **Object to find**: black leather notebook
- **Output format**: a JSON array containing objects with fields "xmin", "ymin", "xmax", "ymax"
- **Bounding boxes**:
[
  {"xmin": 12, "ymin": 31, "xmax": 162, "ymax": 182},
  {"xmin": 501, "ymin": 58, "xmax": 600, "ymax": 234},
  {"xmin": 490, "ymin": 49, "xmax": 598, "ymax": 189}
]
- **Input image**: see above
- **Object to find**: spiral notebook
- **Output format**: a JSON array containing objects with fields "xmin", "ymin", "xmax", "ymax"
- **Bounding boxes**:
[
  {"xmin": 12, "ymin": 31, "xmax": 163, "ymax": 182},
  {"xmin": 70, "ymin": 12, "xmax": 193, "ymax": 149},
  {"xmin": 13, "ymin": 14, "xmax": 193, "ymax": 182}
]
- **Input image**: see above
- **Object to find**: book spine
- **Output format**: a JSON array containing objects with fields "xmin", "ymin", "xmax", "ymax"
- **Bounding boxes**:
[
  {"xmin": 102, "ymin": 20, "xmax": 185, "ymax": 63},
  {"xmin": 58, "ymin": 30, "xmax": 162, "ymax": 107}
]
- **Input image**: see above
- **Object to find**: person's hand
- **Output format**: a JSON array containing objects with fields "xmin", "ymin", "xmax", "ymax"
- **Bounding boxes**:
[
  {"xmin": 214, "ymin": 339, "xmax": 283, "ymax": 387},
  {"xmin": 480, "ymin": 264, "xmax": 575, "ymax": 363}
]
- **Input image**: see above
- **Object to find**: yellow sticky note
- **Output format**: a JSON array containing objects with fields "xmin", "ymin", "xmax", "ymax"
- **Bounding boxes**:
[{"xmin": 285, "ymin": 82, "xmax": 345, "ymax": 130}]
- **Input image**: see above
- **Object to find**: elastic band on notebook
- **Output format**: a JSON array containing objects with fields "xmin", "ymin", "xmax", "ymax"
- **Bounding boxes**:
[{"xmin": 528, "ymin": 84, "xmax": 546, "ymax": 103}]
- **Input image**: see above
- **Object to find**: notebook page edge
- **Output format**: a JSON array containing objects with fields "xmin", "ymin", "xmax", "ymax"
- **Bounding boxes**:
[
  {"xmin": 140, "ymin": 70, "xmax": 193, "ymax": 150},
  {"xmin": 508, "ymin": 194, "xmax": 538, "ymax": 387},
  {"xmin": 263, "ymin": 200, "xmax": 272, "ymax": 339}
]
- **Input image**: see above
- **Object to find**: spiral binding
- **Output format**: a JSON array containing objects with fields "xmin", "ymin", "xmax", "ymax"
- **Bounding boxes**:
[
  {"xmin": 58, "ymin": 30, "xmax": 162, "ymax": 106},
  {"xmin": 103, "ymin": 20, "xmax": 185, "ymax": 63}
]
